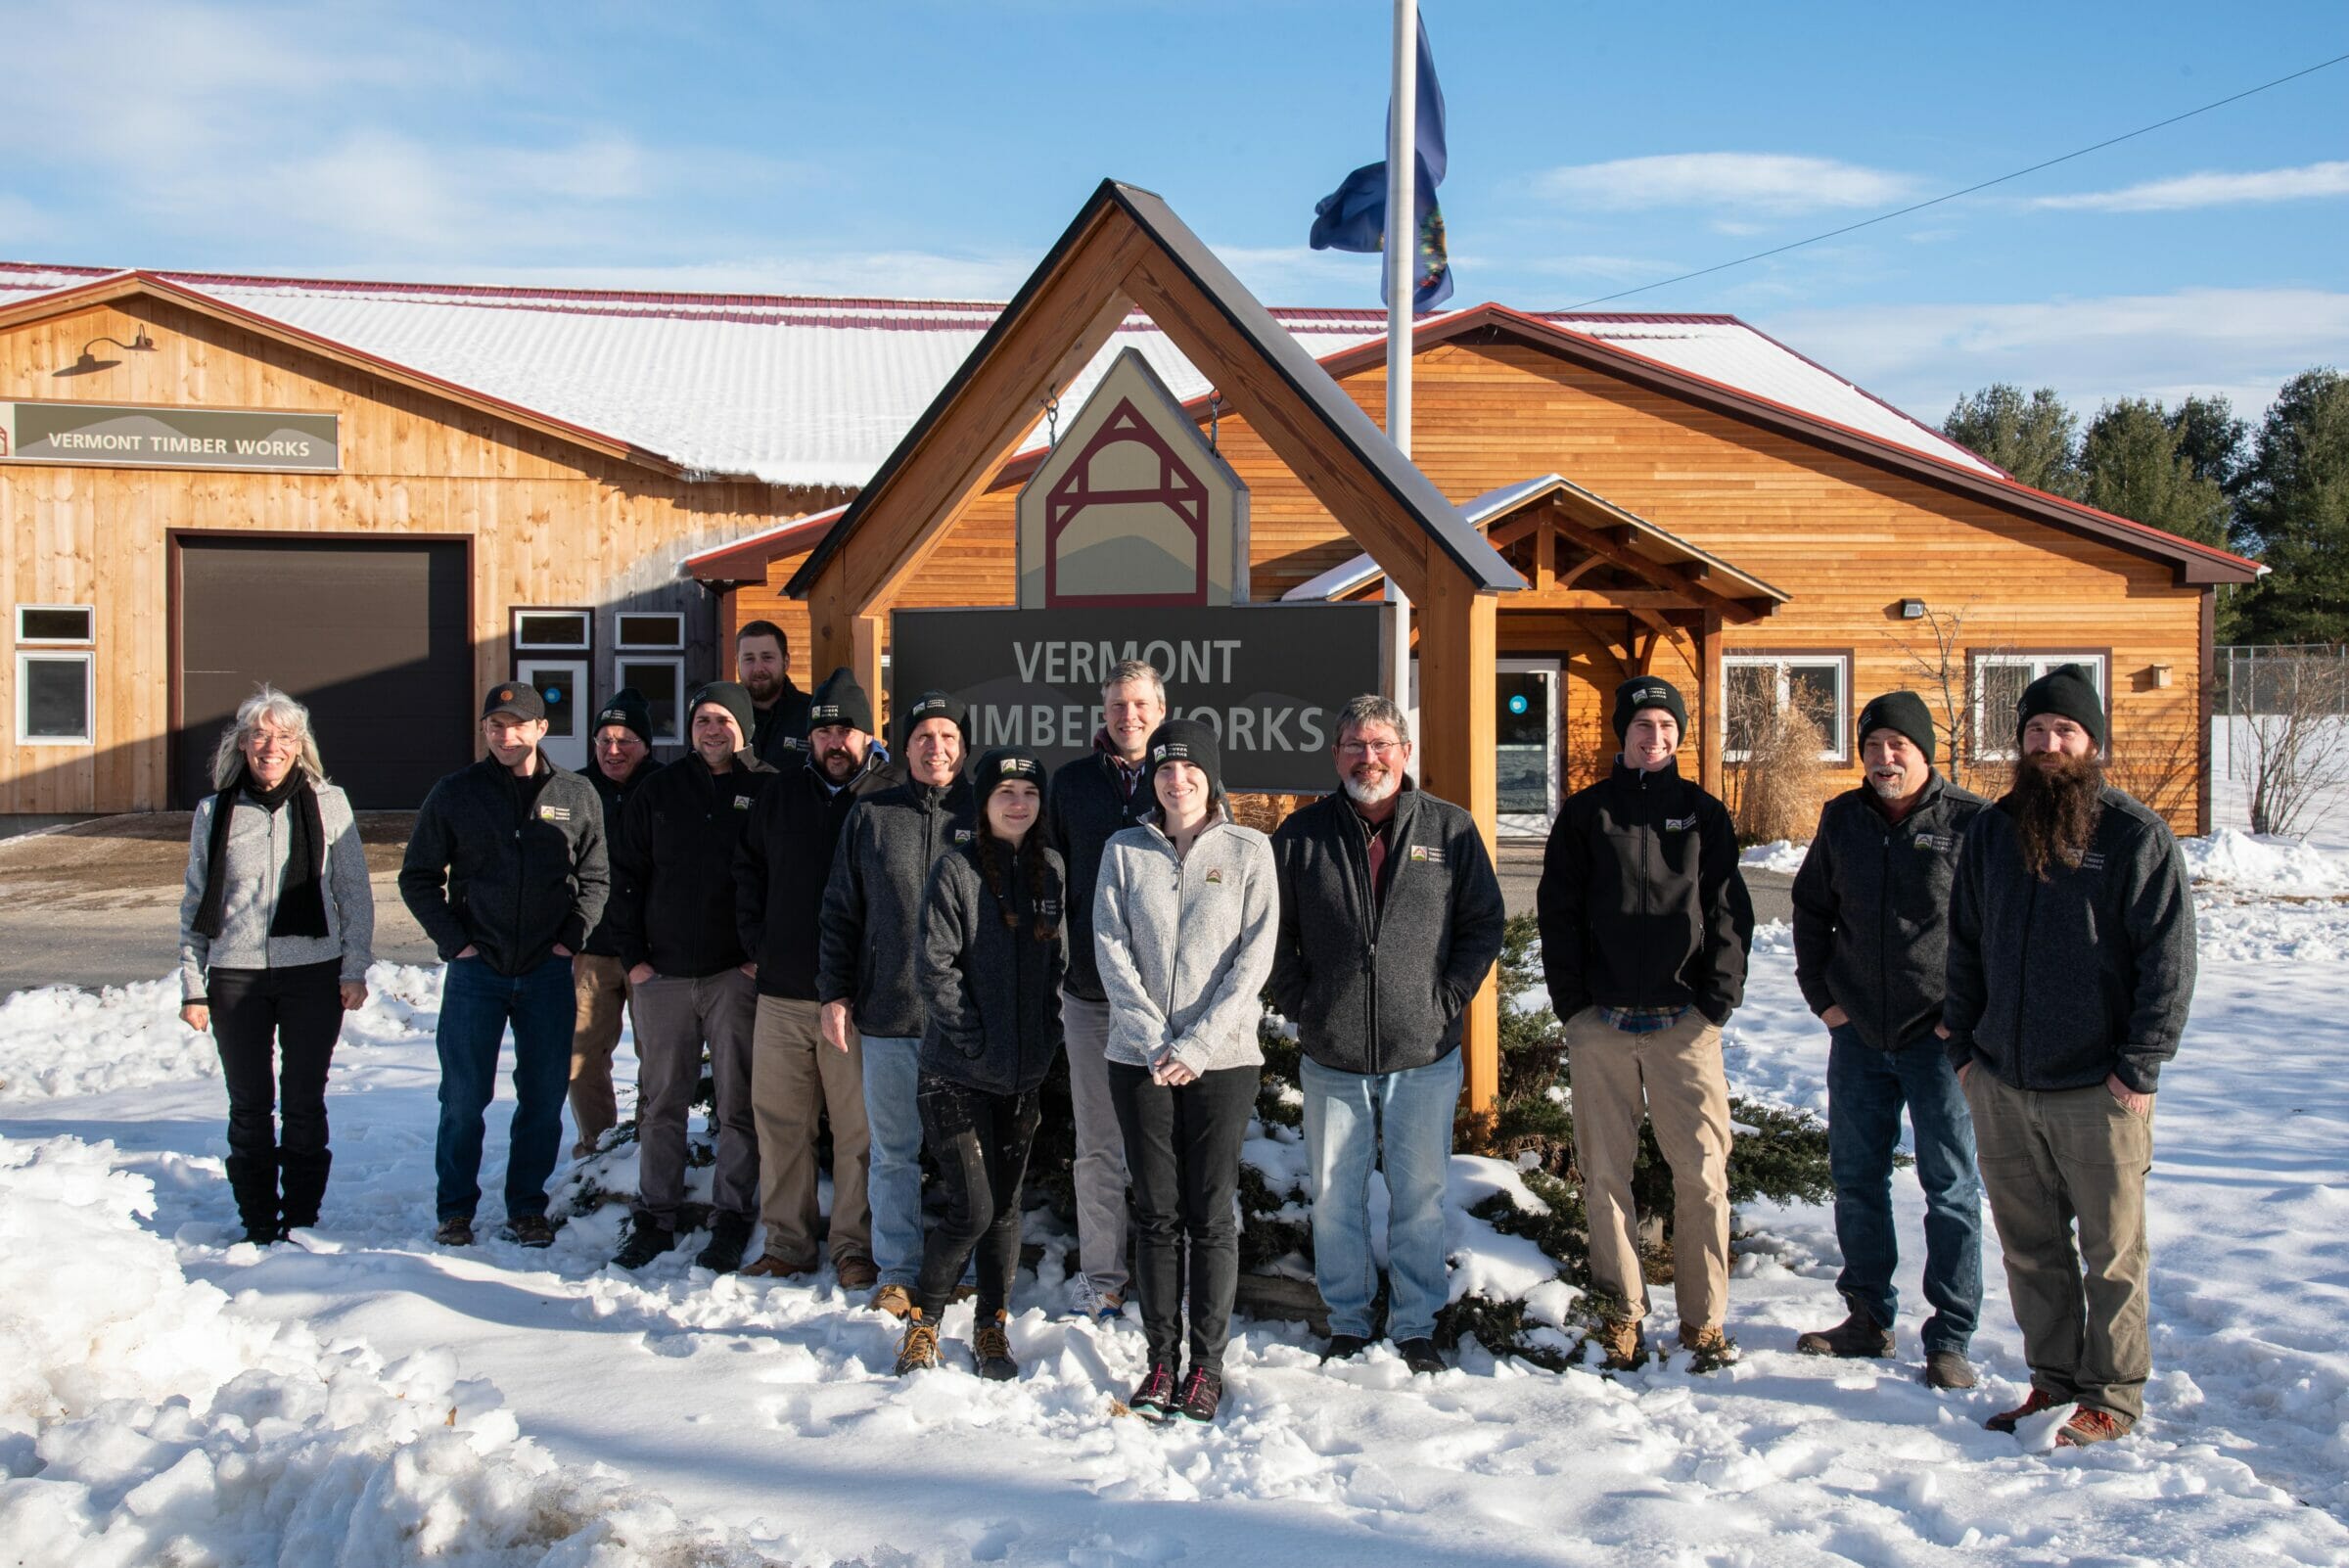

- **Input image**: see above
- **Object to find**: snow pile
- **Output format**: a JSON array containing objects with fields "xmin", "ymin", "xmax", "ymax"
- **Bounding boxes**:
[
  {"xmin": 2182, "ymin": 827, "xmax": 2349, "ymax": 898},
  {"xmin": 0, "ymin": 979, "xmax": 217, "ymax": 1100},
  {"xmin": 0, "ymin": 1135, "xmax": 773, "ymax": 1567},
  {"xmin": 1740, "ymin": 839, "xmax": 1809, "ymax": 874}
]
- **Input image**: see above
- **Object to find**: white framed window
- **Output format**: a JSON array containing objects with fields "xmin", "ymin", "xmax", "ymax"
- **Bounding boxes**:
[
  {"xmin": 613, "ymin": 656, "xmax": 687, "ymax": 746},
  {"xmin": 512, "ymin": 608, "xmax": 591, "ymax": 652},
  {"xmin": 17, "ymin": 605, "xmax": 95, "ymax": 645},
  {"xmin": 1725, "ymin": 652, "xmax": 1852, "ymax": 763},
  {"xmin": 1972, "ymin": 652, "xmax": 2108, "ymax": 761},
  {"xmin": 614, "ymin": 611, "xmax": 683, "ymax": 651},
  {"xmin": 17, "ymin": 652, "xmax": 94, "ymax": 745}
]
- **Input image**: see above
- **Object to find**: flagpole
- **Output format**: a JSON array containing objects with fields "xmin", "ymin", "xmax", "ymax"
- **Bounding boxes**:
[{"xmin": 1384, "ymin": 0, "xmax": 1416, "ymax": 719}]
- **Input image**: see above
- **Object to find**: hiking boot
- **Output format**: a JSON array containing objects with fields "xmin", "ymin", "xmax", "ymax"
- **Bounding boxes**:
[
  {"xmin": 972, "ymin": 1310, "xmax": 1018, "ymax": 1381},
  {"xmin": 434, "ymin": 1216, "xmax": 475, "ymax": 1248},
  {"xmin": 1397, "ymin": 1338, "xmax": 1446, "ymax": 1376},
  {"xmin": 1584, "ymin": 1316, "xmax": 1646, "ymax": 1371},
  {"xmin": 1923, "ymin": 1349, "xmax": 1979, "ymax": 1390},
  {"xmin": 894, "ymin": 1311, "xmax": 941, "ymax": 1375},
  {"xmin": 1069, "ymin": 1275, "xmax": 1124, "ymax": 1323},
  {"xmin": 1795, "ymin": 1308, "xmax": 1895, "ymax": 1360},
  {"xmin": 239, "ymin": 1222, "xmax": 283, "ymax": 1247},
  {"xmin": 2055, "ymin": 1407, "xmax": 2133, "ymax": 1447},
  {"xmin": 695, "ymin": 1213, "xmax": 754, "ymax": 1273},
  {"xmin": 612, "ymin": 1220, "xmax": 675, "ymax": 1271},
  {"xmin": 741, "ymin": 1253, "xmax": 816, "ymax": 1279},
  {"xmin": 870, "ymin": 1283, "xmax": 913, "ymax": 1319},
  {"xmin": 1985, "ymin": 1387, "xmax": 2063, "ymax": 1433},
  {"xmin": 1176, "ymin": 1366, "xmax": 1224, "ymax": 1423},
  {"xmin": 1681, "ymin": 1324, "xmax": 1739, "ymax": 1372},
  {"xmin": 1321, "ymin": 1333, "xmax": 1370, "ymax": 1363},
  {"xmin": 837, "ymin": 1257, "xmax": 880, "ymax": 1292},
  {"xmin": 502, "ymin": 1214, "xmax": 556, "ymax": 1249},
  {"xmin": 1128, "ymin": 1361, "xmax": 1178, "ymax": 1418}
]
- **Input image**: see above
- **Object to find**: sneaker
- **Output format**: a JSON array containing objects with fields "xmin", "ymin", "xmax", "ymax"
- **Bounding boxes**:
[
  {"xmin": 612, "ymin": 1220, "xmax": 675, "ymax": 1271},
  {"xmin": 1176, "ymin": 1366, "xmax": 1224, "ymax": 1423},
  {"xmin": 972, "ymin": 1310, "xmax": 1018, "ymax": 1381},
  {"xmin": 695, "ymin": 1213, "xmax": 754, "ymax": 1273},
  {"xmin": 1321, "ymin": 1333, "xmax": 1370, "ymax": 1363},
  {"xmin": 1128, "ymin": 1361, "xmax": 1178, "ymax": 1418},
  {"xmin": 1985, "ymin": 1387, "xmax": 2063, "ymax": 1433},
  {"xmin": 1681, "ymin": 1324, "xmax": 1739, "ymax": 1372},
  {"xmin": 870, "ymin": 1283, "xmax": 913, "ymax": 1319},
  {"xmin": 434, "ymin": 1216, "xmax": 475, "ymax": 1248},
  {"xmin": 837, "ymin": 1257, "xmax": 880, "ymax": 1292},
  {"xmin": 1584, "ymin": 1316, "xmax": 1646, "ymax": 1371},
  {"xmin": 1795, "ymin": 1308, "xmax": 1895, "ymax": 1360},
  {"xmin": 1069, "ymin": 1275, "xmax": 1124, "ymax": 1323},
  {"xmin": 2055, "ymin": 1407, "xmax": 2134, "ymax": 1447},
  {"xmin": 741, "ymin": 1253, "xmax": 817, "ymax": 1279},
  {"xmin": 895, "ymin": 1311, "xmax": 941, "ymax": 1375},
  {"xmin": 502, "ymin": 1214, "xmax": 556, "ymax": 1249},
  {"xmin": 1923, "ymin": 1349, "xmax": 1979, "ymax": 1390},
  {"xmin": 1397, "ymin": 1338, "xmax": 1446, "ymax": 1376}
]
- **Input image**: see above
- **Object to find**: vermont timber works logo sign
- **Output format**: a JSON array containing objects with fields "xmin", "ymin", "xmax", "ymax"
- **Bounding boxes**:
[{"xmin": 0, "ymin": 401, "xmax": 340, "ymax": 472}]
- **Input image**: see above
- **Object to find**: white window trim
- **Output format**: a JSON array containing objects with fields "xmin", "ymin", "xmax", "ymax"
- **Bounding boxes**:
[
  {"xmin": 15, "ymin": 603, "xmax": 96, "ymax": 646},
  {"xmin": 511, "ymin": 608, "xmax": 592, "ymax": 653},
  {"xmin": 1971, "ymin": 652, "xmax": 2109, "ymax": 762},
  {"xmin": 17, "ymin": 649, "xmax": 94, "ymax": 746},
  {"xmin": 614, "ymin": 611, "xmax": 684, "ymax": 652},
  {"xmin": 613, "ymin": 654, "xmax": 687, "ymax": 746},
  {"xmin": 1724, "ymin": 652, "xmax": 1852, "ymax": 764}
]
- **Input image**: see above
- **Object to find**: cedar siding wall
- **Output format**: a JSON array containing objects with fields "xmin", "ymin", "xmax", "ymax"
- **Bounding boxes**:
[{"xmin": 1, "ymin": 298, "xmax": 822, "ymax": 813}]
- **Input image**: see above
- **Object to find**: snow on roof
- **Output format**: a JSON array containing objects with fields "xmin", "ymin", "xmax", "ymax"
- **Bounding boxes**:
[{"xmin": 0, "ymin": 261, "xmax": 1993, "ymax": 488}]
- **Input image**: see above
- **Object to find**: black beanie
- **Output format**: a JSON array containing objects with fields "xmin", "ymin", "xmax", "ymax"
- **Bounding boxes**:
[
  {"xmin": 591, "ymin": 687, "xmax": 654, "ymax": 746},
  {"xmin": 2016, "ymin": 664, "xmax": 2105, "ymax": 749},
  {"xmin": 806, "ymin": 666, "xmax": 875, "ymax": 737},
  {"xmin": 1857, "ymin": 690, "xmax": 1936, "ymax": 765},
  {"xmin": 1144, "ymin": 718, "xmax": 1223, "ymax": 801},
  {"xmin": 896, "ymin": 689, "xmax": 969, "ymax": 753},
  {"xmin": 1611, "ymin": 675, "xmax": 1689, "ymax": 741},
  {"xmin": 686, "ymin": 680, "xmax": 756, "ymax": 745},
  {"xmin": 972, "ymin": 747, "xmax": 1045, "ymax": 809}
]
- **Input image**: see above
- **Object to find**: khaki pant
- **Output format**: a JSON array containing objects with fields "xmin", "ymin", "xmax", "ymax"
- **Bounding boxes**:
[
  {"xmin": 1963, "ymin": 1067, "xmax": 2154, "ymax": 1420},
  {"xmin": 751, "ymin": 994, "xmax": 871, "ymax": 1268},
  {"xmin": 631, "ymin": 968, "xmax": 759, "ymax": 1227},
  {"xmin": 1566, "ymin": 1006, "xmax": 1732, "ymax": 1330},
  {"xmin": 570, "ymin": 953, "xmax": 633, "ymax": 1156}
]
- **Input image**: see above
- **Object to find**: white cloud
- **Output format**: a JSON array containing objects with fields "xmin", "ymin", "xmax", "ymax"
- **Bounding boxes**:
[
  {"xmin": 1535, "ymin": 154, "xmax": 1916, "ymax": 213},
  {"xmin": 2031, "ymin": 161, "xmax": 2349, "ymax": 212}
]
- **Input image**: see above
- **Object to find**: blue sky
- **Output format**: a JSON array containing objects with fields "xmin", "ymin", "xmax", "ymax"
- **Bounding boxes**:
[{"xmin": 4, "ymin": 1, "xmax": 2344, "ymax": 425}]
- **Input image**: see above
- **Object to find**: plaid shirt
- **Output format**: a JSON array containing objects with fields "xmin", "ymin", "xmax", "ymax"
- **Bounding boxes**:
[{"xmin": 1597, "ymin": 1003, "xmax": 1688, "ymax": 1035}]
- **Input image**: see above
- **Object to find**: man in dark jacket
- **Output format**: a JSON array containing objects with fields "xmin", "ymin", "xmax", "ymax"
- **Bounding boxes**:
[
  {"xmin": 1946, "ymin": 664, "xmax": 2196, "ymax": 1447},
  {"xmin": 607, "ymin": 682, "xmax": 777, "ymax": 1274},
  {"xmin": 572, "ymin": 688, "xmax": 657, "ymax": 1159},
  {"xmin": 1268, "ymin": 695, "xmax": 1505, "ymax": 1375},
  {"xmin": 1790, "ymin": 691, "xmax": 1988, "ymax": 1389},
  {"xmin": 1043, "ymin": 658, "xmax": 1164, "ymax": 1318},
  {"xmin": 737, "ymin": 619, "xmax": 813, "ymax": 769},
  {"xmin": 400, "ymin": 681, "xmax": 609, "ymax": 1249},
  {"xmin": 736, "ymin": 667, "xmax": 892, "ymax": 1283},
  {"xmin": 1538, "ymin": 675, "xmax": 1753, "ymax": 1371},
  {"xmin": 818, "ymin": 690, "xmax": 975, "ymax": 1315}
]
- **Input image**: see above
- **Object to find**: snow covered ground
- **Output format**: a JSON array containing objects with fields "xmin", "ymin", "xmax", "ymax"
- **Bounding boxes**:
[{"xmin": 5, "ymin": 841, "xmax": 2349, "ymax": 1566}]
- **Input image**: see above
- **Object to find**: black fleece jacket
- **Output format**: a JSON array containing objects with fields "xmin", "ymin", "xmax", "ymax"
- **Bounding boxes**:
[
  {"xmin": 580, "ymin": 759, "xmax": 657, "ymax": 958},
  {"xmin": 1944, "ymin": 784, "xmax": 2196, "ymax": 1095},
  {"xmin": 817, "ymin": 776, "xmax": 978, "ymax": 1038},
  {"xmin": 1537, "ymin": 758, "xmax": 1753, "ymax": 1026},
  {"xmin": 735, "ymin": 752, "xmax": 893, "ymax": 999},
  {"xmin": 1267, "ymin": 783, "xmax": 1507, "ymax": 1076},
  {"xmin": 1791, "ymin": 773, "xmax": 1989, "ymax": 1052},
  {"xmin": 918, "ymin": 837, "xmax": 1069, "ymax": 1096},
  {"xmin": 609, "ymin": 751, "xmax": 778, "ymax": 978},
  {"xmin": 399, "ymin": 753, "xmax": 608, "ymax": 977},
  {"xmin": 1047, "ymin": 738, "xmax": 1159, "ymax": 1001}
]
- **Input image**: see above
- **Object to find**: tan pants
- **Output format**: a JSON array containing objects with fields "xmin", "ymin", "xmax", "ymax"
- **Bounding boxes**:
[
  {"xmin": 751, "ymin": 994, "xmax": 871, "ymax": 1268},
  {"xmin": 570, "ymin": 953, "xmax": 632, "ymax": 1156},
  {"xmin": 1963, "ymin": 1067, "xmax": 2154, "ymax": 1420},
  {"xmin": 1566, "ymin": 1006, "xmax": 1732, "ymax": 1330}
]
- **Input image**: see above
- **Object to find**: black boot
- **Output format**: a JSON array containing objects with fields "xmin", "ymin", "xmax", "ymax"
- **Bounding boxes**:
[
  {"xmin": 695, "ymin": 1212, "xmax": 755, "ymax": 1273},
  {"xmin": 224, "ymin": 1149, "xmax": 280, "ymax": 1245},
  {"xmin": 280, "ymin": 1147, "xmax": 332, "ymax": 1231},
  {"xmin": 613, "ymin": 1219, "xmax": 676, "ymax": 1270}
]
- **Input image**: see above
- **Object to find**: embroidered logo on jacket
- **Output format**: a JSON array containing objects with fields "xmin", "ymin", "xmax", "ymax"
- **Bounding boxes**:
[
  {"xmin": 537, "ymin": 804, "xmax": 571, "ymax": 822},
  {"xmin": 1408, "ymin": 845, "xmax": 1446, "ymax": 864},
  {"xmin": 1912, "ymin": 832, "xmax": 1955, "ymax": 852},
  {"xmin": 733, "ymin": 795, "xmax": 755, "ymax": 810},
  {"xmin": 1204, "ymin": 867, "xmax": 1223, "ymax": 884},
  {"xmin": 2079, "ymin": 852, "xmax": 2106, "ymax": 872},
  {"xmin": 952, "ymin": 828, "xmax": 975, "ymax": 844},
  {"xmin": 1664, "ymin": 814, "xmax": 1697, "ymax": 831}
]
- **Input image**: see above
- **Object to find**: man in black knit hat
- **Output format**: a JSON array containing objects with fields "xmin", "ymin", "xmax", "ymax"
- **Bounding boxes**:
[
  {"xmin": 1791, "ymin": 690, "xmax": 1988, "ymax": 1390},
  {"xmin": 571, "ymin": 688, "xmax": 658, "ymax": 1160},
  {"xmin": 1946, "ymin": 663, "xmax": 2195, "ymax": 1448}
]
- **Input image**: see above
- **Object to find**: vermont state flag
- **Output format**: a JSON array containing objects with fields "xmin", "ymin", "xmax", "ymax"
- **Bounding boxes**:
[{"xmin": 1308, "ymin": 15, "xmax": 1452, "ymax": 311}]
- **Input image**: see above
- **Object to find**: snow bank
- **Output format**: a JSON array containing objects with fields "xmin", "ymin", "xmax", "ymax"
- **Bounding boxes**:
[
  {"xmin": 0, "ymin": 979, "xmax": 216, "ymax": 1100},
  {"xmin": 1740, "ymin": 839, "xmax": 1809, "ymax": 874},
  {"xmin": 2182, "ymin": 827, "xmax": 2349, "ymax": 898}
]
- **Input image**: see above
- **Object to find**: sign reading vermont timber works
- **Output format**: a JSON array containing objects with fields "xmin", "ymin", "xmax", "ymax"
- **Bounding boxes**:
[
  {"xmin": 0, "ymin": 401, "xmax": 340, "ymax": 472},
  {"xmin": 891, "ymin": 603, "xmax": 1389, "ymax": 793}
]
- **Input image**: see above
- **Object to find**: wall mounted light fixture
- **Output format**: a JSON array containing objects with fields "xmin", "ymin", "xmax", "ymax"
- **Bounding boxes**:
[
  {"xmin": 55, "ymin": 330, "xmax": 158, "ymax": 377},
  {"xmin": 1899, "ymin": 598, "xmax": 1927, "ymax": 620}
]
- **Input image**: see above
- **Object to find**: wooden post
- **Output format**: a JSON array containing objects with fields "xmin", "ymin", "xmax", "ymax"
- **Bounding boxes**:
[
  {"xmin": 1416, "ymin": 551, "xmax": 1501, "ymax": 1135},
  {"xmin": 1698, "ymin": 608, "xmax": 1725, "ymax": 798}
]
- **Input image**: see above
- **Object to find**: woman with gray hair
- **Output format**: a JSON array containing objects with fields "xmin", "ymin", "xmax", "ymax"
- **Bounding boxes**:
[{"xmin": 178, "ymin": 686, "xmax": 375, "ymax": 1244}]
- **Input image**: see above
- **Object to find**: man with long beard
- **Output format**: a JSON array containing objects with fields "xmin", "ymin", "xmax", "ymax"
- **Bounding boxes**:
[{"xmin": 1944, "ymin": 664, "xmax": 2196, "ymax": 1447}]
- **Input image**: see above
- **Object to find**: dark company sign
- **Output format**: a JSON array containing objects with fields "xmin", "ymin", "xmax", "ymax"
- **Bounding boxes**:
[
  {"xmin": 890, "ymin": 603, "xmax": 1390, "ymax": 793},
  {"xmin": 0, "ymin": 401, "xmax": 340, "ymax": 472}
]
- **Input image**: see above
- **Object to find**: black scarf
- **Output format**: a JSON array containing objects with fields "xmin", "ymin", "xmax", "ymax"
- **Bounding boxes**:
[{"xmin": 192, "ymin": 764, "xmax": 329, "ymax": 941}]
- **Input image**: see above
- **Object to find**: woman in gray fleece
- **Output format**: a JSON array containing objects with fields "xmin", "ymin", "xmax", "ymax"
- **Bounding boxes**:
[
  {"xmin": 177, "ymin": 687, "xmax": 375, "ymax": 1244},
  {"xmin": 1092, "ymin": 719, "xmax": 1277, "ymax": 1424}
]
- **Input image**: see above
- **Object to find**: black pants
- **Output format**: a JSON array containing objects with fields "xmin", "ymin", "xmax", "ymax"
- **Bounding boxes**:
[
  {"xmin": 1108, "ymin": 1060, "xmax": 1261, "ymax": 1369},
  {"xmin": 914, "ymin": 1074, "xmax": 1042, "ymax": 1323},
  {"xmin": 207, "ymin": 960, "xmax": 345, "ymax": 1232}
]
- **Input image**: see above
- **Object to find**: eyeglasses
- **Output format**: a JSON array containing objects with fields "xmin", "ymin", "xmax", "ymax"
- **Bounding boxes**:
[{"xmin": 1337, "ymin": 739, "xmax": 1405, "ymax": 759}]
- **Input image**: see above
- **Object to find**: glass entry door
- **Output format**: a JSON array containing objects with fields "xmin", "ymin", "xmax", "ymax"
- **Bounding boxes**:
[
  {"xmin": 1497, "ymin": 659, "xmax": 1560, "ymax": 836},
  {"xmin": 516, "ymin": 658, "xmax": 589, "ymax": 773}
]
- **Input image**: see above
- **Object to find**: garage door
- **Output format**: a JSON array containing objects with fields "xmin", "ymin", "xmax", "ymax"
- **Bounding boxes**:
[{"xmin": 176, "ymin": 537, "xmax": 473, "ymax": 808}]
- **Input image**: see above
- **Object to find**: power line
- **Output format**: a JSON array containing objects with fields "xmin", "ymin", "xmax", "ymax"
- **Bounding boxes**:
[{"xmin": 1561, "ymin": 49, "xmax": 2349, "ymax": 310}]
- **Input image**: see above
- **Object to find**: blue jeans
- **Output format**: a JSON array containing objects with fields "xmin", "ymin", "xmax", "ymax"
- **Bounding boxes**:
[
  {"xmin": 435, "ymin": 953, "xmax": 576, "ymax": 1222},
  {"xmin": 860, "ymin": 1034, "xmax": 925, "ymax": 1286},
  {"xmin": 1827, "ymin": 1026, "xmax": 1984, "ymax": 1353},
  {"xmin": 1301, "ymin": 1050, "xmax": 1461, "ymax": 1344}
]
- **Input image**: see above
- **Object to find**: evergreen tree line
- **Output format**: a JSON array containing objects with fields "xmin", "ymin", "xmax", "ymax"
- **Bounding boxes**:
[{"xmin": 1941, "ymin": 370, "xmax": 2349, "ymax": 645}]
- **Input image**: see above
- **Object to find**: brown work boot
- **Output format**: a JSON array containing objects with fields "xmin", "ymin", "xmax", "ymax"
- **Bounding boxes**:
[
  {"xmin": 870, "ymin": 1283, "xmax": 913, "ymax": 1319},
  {"xmin": 1584, "ymin": 1314, "xmax": 1647, "ymax": 1371},
  {"xmin": 1795, "ymin": 1308, "xmax": 1895, "ymax": 1360},
  {"xmin": 1681, "ymin": 1324, "xmax": 1739, "ymax": 1372},
  {"xmin": 2054, "ymin": 1407, "xmax": 2134, "ymax": 1447},
  {"xmin": 1922, "ymin": 1349, "xmax": 1978, "ymax": 1390},
  {"xmin": 972, "ymin": 1310, "xmax": 1017, "ymax": 1381},
  {"xmin": 1985, "ymin": 1387, "xmax": 2063, "ymax": 1433},
  {"xmin": 837, "ymin": 1256, "xmax": 879, "ymax": 1291},
  {"xmin": 894, "ymin": 1311, "xmax": 940, "ymax": 1375},
  {"xmin": 741, "ymin": 1253, "xmax": 816, "ymax": 1280}
]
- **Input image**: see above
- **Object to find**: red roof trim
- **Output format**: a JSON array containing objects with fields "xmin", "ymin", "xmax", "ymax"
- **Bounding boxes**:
[{"xmin": 681, "ymin": 507, "xmax": 845, "ymax": 579}]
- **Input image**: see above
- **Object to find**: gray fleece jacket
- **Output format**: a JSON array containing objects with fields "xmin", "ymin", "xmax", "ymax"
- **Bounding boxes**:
[
  {"xmin": 178, "ymin": 783, "xmax": 375, "ymax": 1001},
  {"xmin": 1092, "ymin": 812, "xmax": 1276, "ymax": 1076}
]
